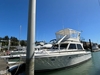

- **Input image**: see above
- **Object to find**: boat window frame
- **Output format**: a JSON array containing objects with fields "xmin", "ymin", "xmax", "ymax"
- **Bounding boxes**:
[
  {"xmin": 60, "ymin": 43, "xmax": 68, "ymax": 49},
  {"xmin": 68, "ymin": 43, "xmax": 77, "ymax": 50},
  {"xmin": 77, "ymin": 44, "xmax": 83, "ymax": 50}
]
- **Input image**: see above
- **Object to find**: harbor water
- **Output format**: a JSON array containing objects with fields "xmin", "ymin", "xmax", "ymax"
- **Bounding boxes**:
[{"xmin": 35, "ymin": 51, "xmax": 100, "ymax": 75}]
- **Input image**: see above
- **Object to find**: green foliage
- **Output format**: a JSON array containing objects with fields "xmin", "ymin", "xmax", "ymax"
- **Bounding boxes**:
[
  {"xmin": 0, "ymin": 37, "xmax": 3, "ymax": 40},
  {"xmin": 10, "ymin": 36, "xmax": 18, "ymax": 42},
  {"xmin": 20, "ymin": 40, "xmax": 27, "ymax": 46},
  {"xmin": 0, "ymin": 36, "xmax": 27, "ymax": 46},
  {"xmin": 2, "ymin": 41, "xmax": 8, "ymax": 46},
  {"xmin": 3, "ymin": 36, "xmax": 9, "ymax": 40}
]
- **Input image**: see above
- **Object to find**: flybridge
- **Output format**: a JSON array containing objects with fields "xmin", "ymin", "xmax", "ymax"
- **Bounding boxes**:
[{"xmin": 55, "ymin": 28, "xmax": 81, "ymax": 44}]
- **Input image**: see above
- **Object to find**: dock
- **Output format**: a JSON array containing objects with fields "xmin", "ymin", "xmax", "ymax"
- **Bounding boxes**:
[
  {"xmin": 0, "ymin": 58, "xmax": 7, "ymax": 71},
  {"xmin": 0, "ymin": 52, "xmax": 11, "ymax": 75}
]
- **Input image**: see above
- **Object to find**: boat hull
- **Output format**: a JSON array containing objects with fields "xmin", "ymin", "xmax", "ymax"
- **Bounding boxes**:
[{"xmin": 35, "ymin": 52, "xmax": 91, "ymax": 71}]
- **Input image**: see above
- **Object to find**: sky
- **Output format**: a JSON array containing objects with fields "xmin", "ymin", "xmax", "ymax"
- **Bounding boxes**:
[{"xmin": 0, "ymin": 0, "xmax": 100, "ymax": 43}]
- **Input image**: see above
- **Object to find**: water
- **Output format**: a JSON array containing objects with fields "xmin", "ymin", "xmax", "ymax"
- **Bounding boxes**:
[
  {"xmin": 35, "ymin": 51, "xmax": 100, "ymax": 75},
  {"xmin": 8, "ymin": 57, "xmax": 20, "ymax": 62}
]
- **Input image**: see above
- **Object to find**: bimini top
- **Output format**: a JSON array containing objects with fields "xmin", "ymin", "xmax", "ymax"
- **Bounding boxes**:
[
  {"xmin": 55, "ymin": 28, "xmax": 81, "ymax": 44},
  {"xmin": 56, "ymin": 28, "xmax": 80, "ymax": 35}
]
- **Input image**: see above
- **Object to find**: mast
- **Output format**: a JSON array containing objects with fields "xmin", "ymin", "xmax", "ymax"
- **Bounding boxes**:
[
  {"xmin": 26, "ymin": 0, "xmax": 36, "ymax": 75},
  {"xmin": 19, "ymin": 25, "xmax": 21, "ymax": 47}
]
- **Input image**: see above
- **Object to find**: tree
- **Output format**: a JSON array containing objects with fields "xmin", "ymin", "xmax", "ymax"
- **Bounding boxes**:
[
  {"xmin": 3, "ymin": 36, "xmax": 9, "ymax": 41},
  {"xmin": 20, "ymin": 40, "xmax": 27, "ymax": 46},
  {"xmin": 0, "ymin": 37, "xmax": 3, "ymax": 40},
  {"xmin": 10, "ymin": 36, "xmax": 18, "ymax": 42}
]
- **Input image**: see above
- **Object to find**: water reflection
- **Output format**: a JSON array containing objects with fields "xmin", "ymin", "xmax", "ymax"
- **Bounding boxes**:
[{"xmin": 35, "ymin": 51, "xmax": 100, "ymax": 75}]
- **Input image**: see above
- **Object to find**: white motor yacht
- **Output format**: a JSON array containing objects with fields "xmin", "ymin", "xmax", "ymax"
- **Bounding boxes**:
[
  {"xmin": 92, "ymin": 44, "xmax": 99, "ymax": 50},
  {"xmin": 21, "ymin": 28, "xmax": 91, "ymax": 71}
]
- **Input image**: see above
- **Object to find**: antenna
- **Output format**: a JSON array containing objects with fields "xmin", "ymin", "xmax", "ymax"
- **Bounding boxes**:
[
  {"xmin": 77, "ymin": 19, "xmax": 83, "ymax": 41},
  {"xmin": 19, "ymin": 25, "xmax": 21, "ymax": 46}
]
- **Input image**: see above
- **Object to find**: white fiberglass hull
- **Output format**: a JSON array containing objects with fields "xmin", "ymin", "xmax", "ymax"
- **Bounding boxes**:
[{"xmin": 35, "ymin": 51, "xmax": 91, "ymax": 71}]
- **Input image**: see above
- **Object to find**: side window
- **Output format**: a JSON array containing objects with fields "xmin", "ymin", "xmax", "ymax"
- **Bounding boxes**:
[
  {"xmin": 68, "ymin": 44, "xmax": 76, "ymax": 49},
  {"xmin": 60, "ymin": 44, "xmax": 68, "ymax": 49},
  {"xmin": 77, "ymin": 44, "xmax": 83, "ymax": 49}
]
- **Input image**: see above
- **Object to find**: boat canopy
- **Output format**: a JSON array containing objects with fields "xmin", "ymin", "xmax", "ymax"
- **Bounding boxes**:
[{"xmin": 55, "ymin": 28, "xmax": 81, "ymax": 43}]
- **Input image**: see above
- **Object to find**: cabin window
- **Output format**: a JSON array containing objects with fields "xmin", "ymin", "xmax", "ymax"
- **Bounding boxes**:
[
  {"xmin": 68, "ymin": 44, "xmax": 76, "ymax": 49},
  {"xmin": 60, "ymin": 44, "xmax": 68, "ymax": 49},
  {"xmin": 77, "ymin": 44, "xmax": 83, "ymax": 49}
]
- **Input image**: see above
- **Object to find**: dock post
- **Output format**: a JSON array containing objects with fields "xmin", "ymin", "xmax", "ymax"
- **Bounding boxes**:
[
  {"xmin": 89, "ymin": 39, "xmax": 93, "ymax": 52},
  {"xmin": 26, "ymin": 0, "xmax": 36, "ymax": 75}
]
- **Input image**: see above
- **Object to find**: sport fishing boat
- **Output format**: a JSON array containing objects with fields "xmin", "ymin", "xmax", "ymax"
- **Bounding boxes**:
[
  {"xmin": 8, "ymin": 28, "xmax": 91, "ymax": 75},
  {"xmin": 12, "ymin": 28, "xmax": 91, "ymax": 71}
]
